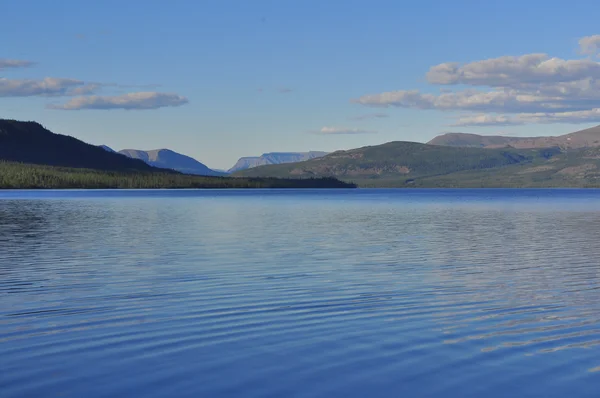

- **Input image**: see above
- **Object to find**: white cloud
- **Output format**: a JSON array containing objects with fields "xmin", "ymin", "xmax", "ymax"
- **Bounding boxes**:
[
  {"xmin": 0, "ymin": 58, "xmax": 35, "ymax": 70},
  {"xmin": 425, "ymin": 54, "xmax": 600, "ymax": 87},
  {"xmin": 451, "ymin": 114, "xmax": 524, "ymax": 126},
  {"xmin": 579, "ymin": 35, "xmax": 600, "ymax": 55},
  {"xmin": 519, "ymin": 109, "xmax": 600, "ymax": 124},
  {"xmin": 353, "ymin": 90, "xmax": 435, "ymax": 109},
  {"xmin": 453, "ymin": 109, "xmax": 600, "ymax": 126},
  {"xmin": 313, "ymin": 126, "xmax": 377, "ymax": 135},
  {"xmin": 352, "ymin": 88, "xmax": 596, "ymax": 114},
  {"xmin": 0, "ymin": 77, "xmax": 99, "ymax": 97},
  {"xmin": 349, "ymin": 113, "xmax": 389, "ymax": 121},
  {"xmin": 47, "ymin": 92, "xmax": 189, "ymax": 110},
  {"xmin": 354, "ymin": 34, "xmax": 600, "ymax": 125}
]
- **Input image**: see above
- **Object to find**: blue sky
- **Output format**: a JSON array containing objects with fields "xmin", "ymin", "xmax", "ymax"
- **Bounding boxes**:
[{"xmin": 3, "ymin": 0, "xmax": 600, "ymax": 169}]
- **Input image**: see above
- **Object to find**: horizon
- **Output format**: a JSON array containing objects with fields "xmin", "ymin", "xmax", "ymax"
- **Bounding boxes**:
[{"xmin": 3, "ymin": 0, "xmax": 600, "ymax": 169}]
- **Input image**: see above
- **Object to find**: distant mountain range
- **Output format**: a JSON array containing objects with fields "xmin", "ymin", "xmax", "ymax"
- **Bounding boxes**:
[
  {"xmin": 428, "ymin": 125, "xmax": 600, "ymax": 149},
  {"xmin": 7, "ymin": 117, "xmax": 600, "ymax": 188},
  {"xmin": 0, "ymin": 119, "xmax": 352, "ymax": 189},
  {"xmin": 118, "ymin": 149, "xmax": 226, "ymax": 176},
  {"xmin": 96, "ymin": 147, "xmax": 327, "ymax": 176},
  {"xmin": 228, "ymin": 151, "xmax": 328, "ymax": 172},
  {"xmin": 234, "ymin": 124, "xmax": 600, "ymax": 187}
]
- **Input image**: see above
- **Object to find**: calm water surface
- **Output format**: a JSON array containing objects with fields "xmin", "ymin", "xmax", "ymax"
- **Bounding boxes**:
[{"xmin": 2, "ymin": 189, "xmax": 600, "ymax": 397}]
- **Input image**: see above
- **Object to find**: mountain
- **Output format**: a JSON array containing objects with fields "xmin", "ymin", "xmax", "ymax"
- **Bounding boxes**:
[
  {"xmin": 234, "ymin": 142, "xmax": 549, "ymax": 180},
  {"xmin": 119, "ymin": 149, "xmax": 225, "ymax": 176},
  {"xmin": 428, "ymin": 125, "xmax": 600, "ymax": 149},
  {"xmin": 99, "ymin": 145, "xmax": 116, "ymax": 152},
  {"xmin": 0, "ymin": 119, "xmax": 353, "ymax": 189},
  {"xmin": 232, "ymin": 140, "xmax": 600, "ymax": 187},
  {"xmin": 0, "ymin": 119, "xmax": 154, "ymax": 171},
  {"xmin": 228, "ymin": 151, "xmax": 328, "ymax": 173}
]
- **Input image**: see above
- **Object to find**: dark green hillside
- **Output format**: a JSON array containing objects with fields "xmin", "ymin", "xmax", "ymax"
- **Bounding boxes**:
[
  {"xmin": 234, "ymin": 141, "xmax": 559, "ymax": 181},
  {"xmin": 234, "ymin": 139, "xmax": 600, "ymax": 188},
  {"xmin": 0, "ymin": 119, "xmax": 153, "ymax": 171}
]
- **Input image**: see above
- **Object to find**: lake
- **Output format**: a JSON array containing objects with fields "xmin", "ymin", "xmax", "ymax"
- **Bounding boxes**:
[{"xmin": 2, "ymin": 189, "xmax": 600, "ymax": 397}]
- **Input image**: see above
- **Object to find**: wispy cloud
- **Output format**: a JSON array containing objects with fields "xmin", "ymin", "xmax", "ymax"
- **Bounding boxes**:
[
  {"xmin": 0, "ymin": 58, "xmax": 35, "ymax": 70},
  {"xmin": 453, "ymin": 110, "xmax": 600, "ymax": 126},
  {"xmin": 0, "ymin": 77, "xmax": 166, "ymax": 98},
  {"xmin": 0, "ymin": 58, "xmax": 183, "ymax": 111},
  {"xmin": 0, "ymin": 77, "xmax": 99, "ymax": 97},
  {"xmin": 47, "ymin": 92, "xmax": 189, "ymax": 110},
  {"xmin": 103, "ymin": 82, "xmax": 162, "ymax": 89},
  {"xmin": 451, "ymin": 114, "xmax": 522, "ymax": 127},
  {"xmin": 349, "ymin": 113, "xmax": 389, "ymax": 121},
  {"xmin": 425, "ymin": 54, "xmax": 600, "ymax": 87},
  {"xmin": 311, "ymin": 126, "xmax": 377, "ymax": 135},
  {"xmin": 353, "ymin": 35, "xmax": 600, "ymax": 125},
  {"xmin": 579, "ymin": 35, "xmax": 600, "ymax": 55}
]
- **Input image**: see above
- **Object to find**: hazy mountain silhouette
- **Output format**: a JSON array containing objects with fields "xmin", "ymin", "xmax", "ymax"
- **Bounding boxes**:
[
  {"xmin": 228, "ymin": 151, "xmax": 328, "ymax": 172},
  {"xmin": 119, "ymin": 149, "xmax": 225, "ymax": 176}
]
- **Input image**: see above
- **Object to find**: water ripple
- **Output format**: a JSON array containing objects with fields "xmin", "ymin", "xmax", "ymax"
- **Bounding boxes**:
[{"xmin": 2, "ymin": 189, "xmax": 600, "ymax": 397}]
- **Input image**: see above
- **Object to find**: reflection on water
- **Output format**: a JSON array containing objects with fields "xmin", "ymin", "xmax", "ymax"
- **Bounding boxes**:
[{"xmin": 2, "ymin": 189, "xmax": 600, "ymax": 397}]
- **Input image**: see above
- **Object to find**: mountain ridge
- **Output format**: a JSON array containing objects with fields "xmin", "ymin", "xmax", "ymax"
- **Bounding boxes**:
[
  {"xmin": 428, "ymin": 125, "xmax": 600, "ymax": 149},
  {"xmin": 0, "ymin": 119, "xmax": 353, "ymax": 189},
  {"xmin": 228, "ymin": 151, "xmax": 328, "ymax": 173},
  {"xmin": 0, "ymin": 119, "xmax": 155, "ymax": 172},
  {"xmin": 119, "ymin": 148, "xmax": 226, "ymax": 176},
  {"xmin": 233, "ymin": 139, "xmax": 600, "ymax": 187}
]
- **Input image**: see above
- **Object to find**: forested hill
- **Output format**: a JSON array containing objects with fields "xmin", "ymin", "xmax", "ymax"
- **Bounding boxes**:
[
  {"xmin": 0, "ymin": 162, "xmax": 355, "ymax": 189},
  {"xmin": 232, "ymin": 141, "xmax": 600, "ymax": 187},
  {"xmin": 234, "ymin": 141, "xmax": 555, "ymax": 180},
  {"xmin": 0, "ymin": 119, "xmax": 355, "ymax": 189},
  {"xmin": 0, "ymin": 119, "xmax": 154, "ymax": 171}
]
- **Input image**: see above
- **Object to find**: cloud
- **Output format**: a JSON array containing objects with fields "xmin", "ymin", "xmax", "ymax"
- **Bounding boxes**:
[
  {"xmin": 349, "ymin": 113, "xmax": 389, "ymax": 121},
  {"xmin": 579, "ymin": 35, "xmax": 600, "ymax": 55},
  {"xmin": 425, "ymin": 54, "xmax": 600, "ymax": 87},
  {"xmin": 312, "ymin": 126, "xmax": 377, "ymax": 135},
  {"xmin": 519, "ymin": 109, "xmax": 600, "ymax": 124},
  {"xmin": 0, "ymin": 58, "xmax": 35, "ymax": 70},
  {"xmin": 0, "ymin": 77, "xmax": 99, "ymax": 97},
  {"xmin": 278, "ymin": 88, "xmax": 293, "ymax": 93},
  {"xmin": 354, "ymin": 34, "xmax": 600, "ymax": 125},
  {"xmin": 103, "ymin": 82, "xmax": 162, "ymax": 89},
  {"xmin": 47, "ymin": 92, "xmax": 189, "ymax": 110},
  {"xmin": 0, "ymin": 77, "xmax": 164, "ymax": 98},
  {"xmin": 355, "ymin": 86, "xmax": 600, "ymax": 119},
  {"xmin": 452, "ymin": 109, "xmax": 600, "ymax": 126},
  {"xmin": 451, "ymin": 114, "xmax": 523, "ymax": 126}
]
